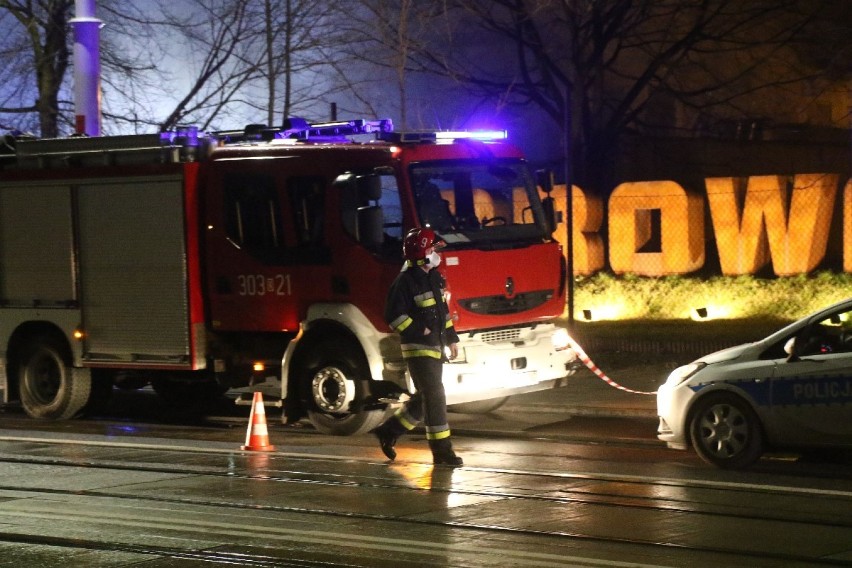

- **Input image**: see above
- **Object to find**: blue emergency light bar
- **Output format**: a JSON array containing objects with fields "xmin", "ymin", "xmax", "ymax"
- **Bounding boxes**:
[
  {"xmin": 285, "ymin": 118, "xmax": 394, "ymax": 139},
  {"xmin": 211, "ymin": 119, "xmax": 507, "ymax": 146},
  {"xmin": 434, "ymin": 130, "xmax": 508, "ymax": 141},
  {"xmin": 378, "ymin": 129, "xmax": 508, "ymax": 144}
]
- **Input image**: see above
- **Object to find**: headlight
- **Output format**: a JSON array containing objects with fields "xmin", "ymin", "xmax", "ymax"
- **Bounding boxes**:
[
  {"xmin": 665, "ymin": 362, "xmax": 706, "ymax": 386},
  {"xmin": 552, "ymin": 327, "xmax": 573, "ymax": 351}
]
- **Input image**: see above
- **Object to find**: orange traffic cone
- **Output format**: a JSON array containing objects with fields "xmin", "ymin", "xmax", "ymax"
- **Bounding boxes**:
[{"xmin": 241, "ymin": 392, "xmax": 276, "ymax": 451}]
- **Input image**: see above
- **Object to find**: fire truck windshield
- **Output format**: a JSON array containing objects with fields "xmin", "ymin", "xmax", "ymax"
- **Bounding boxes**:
[{"xmin": 410, "ymin": 159, "xmax": 550, "ymax": 247}]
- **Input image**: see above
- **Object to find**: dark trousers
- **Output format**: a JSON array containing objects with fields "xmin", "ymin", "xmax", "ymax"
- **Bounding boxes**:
[{"xmin": 395, "ymin": 356, "xmax": 450, "ymax": 438}]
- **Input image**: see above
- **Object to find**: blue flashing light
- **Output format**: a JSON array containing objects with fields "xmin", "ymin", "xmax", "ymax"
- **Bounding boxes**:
[
  {"xmin": 161, "ymin": 125, "xmax": 200, "ymax": 146},
  {"xmin": 435, "ymin": 130, "xmax": 508, "ymax": 141}
]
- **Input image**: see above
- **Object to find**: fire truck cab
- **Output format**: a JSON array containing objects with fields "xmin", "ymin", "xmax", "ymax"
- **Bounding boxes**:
[{"xmin": 0, "ymin": 119, "xmax": 576, "ymax": 434}]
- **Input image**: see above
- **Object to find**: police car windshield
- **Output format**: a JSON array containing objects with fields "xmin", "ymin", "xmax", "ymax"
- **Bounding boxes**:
[{"xmin": 409, "ymin": 159, "xmax": 549, "ymax": 247}]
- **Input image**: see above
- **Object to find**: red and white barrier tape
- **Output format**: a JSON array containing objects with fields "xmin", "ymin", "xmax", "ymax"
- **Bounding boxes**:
[{"xmin": 567, "ymin": 338, "xmax": 657, "ymax": 396}]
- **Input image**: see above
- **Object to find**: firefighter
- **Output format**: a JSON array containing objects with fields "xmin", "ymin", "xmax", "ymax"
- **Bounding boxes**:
[{"xmin": 373, "ymin": 227, "xmax": 463, "ymax": 467}]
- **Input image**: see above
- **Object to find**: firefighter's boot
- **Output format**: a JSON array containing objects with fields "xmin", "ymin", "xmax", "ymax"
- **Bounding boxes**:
[
  {"xmin": 429, "ymin": 438, "xmax": 463, "ymax": 467},
  {"xmin": 373, "ymin": 418, "xmax": 408, "ymax": 461}
]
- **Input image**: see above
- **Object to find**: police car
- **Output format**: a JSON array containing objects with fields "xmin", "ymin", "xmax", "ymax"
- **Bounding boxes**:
[{"xmin": 657, "ymin": 297, "xmax": 852, "ymax": 469}]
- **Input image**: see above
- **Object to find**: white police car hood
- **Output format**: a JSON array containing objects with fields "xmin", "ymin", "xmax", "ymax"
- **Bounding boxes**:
[{"xmin": 696, "ymin": 342, "xmax": 755, "ymax": 365}]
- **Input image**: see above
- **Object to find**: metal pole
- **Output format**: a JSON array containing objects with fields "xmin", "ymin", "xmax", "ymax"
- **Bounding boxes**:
[
  {"xmin": 70, "ymin": 0, "xmax": 102, "ymax": 136},
  {"xmin": 564, "ymin": 85, "xmax": 574, "ymax": 327}
]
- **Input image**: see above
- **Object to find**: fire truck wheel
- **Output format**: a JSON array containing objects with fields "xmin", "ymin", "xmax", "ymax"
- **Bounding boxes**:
[
  {"xmin": 18, "ymin": 336, "xmax": 91, "ymax": 420},
  {"xmin": 299, "ymin": 339, "xmax": 385, "ymax": 436},
  {"xmin": 448, "ymin": 396, "xmax": 509, "ymax": 414}
]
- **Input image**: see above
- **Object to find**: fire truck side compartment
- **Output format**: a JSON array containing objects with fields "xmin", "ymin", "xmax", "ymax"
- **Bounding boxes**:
[
  {"xmin": 76, "ymin": 176, "xmax": 191, "ymax": 365},
  {"xmin": 0, "ymin": 175, "xmax": 193, "ymax": 368}
]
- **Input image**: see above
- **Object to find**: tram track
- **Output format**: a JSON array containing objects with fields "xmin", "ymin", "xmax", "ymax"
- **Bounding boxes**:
[
  {"xmin": 0, "ymin": 450, "xmax": 849, "ymax": 531},
  {"xmin": 0, "ymin": 436, "xmax": 848, "ymax": 566},
  {"xmin": 0, "ymin": 484, "xmax": 846, "ymax": 568},
  {"xmin": 0, "ymin": 532, "xmax": 304, "ymax": 567}
]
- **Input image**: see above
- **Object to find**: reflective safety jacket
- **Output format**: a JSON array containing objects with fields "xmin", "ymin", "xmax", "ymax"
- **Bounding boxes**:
[{"xmin": 385, "ymin": 265, "xmax": 459, "ymax": 360}]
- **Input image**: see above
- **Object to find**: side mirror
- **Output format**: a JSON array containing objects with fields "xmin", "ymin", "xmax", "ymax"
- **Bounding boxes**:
[
  {"xmin": 535, "ymin": 169, "xmax": 553, "ymax": 194},
  {"xmin": 536, "ymin": 169, "xmax": 561, "ymax": 233},
  {"xmin": 542, "ymin": 196, "xmax": 558, "ymax": 233},
  {"xmin": 356, "ymin": 175, "xmax": 382, "ymax": 202},
  {"xmin": 784, "ymin": 336, "xmax": 796, "ymax": 355},
  {"xmin": 335, "ymin": 172, "xmax": 384, "ymax": 244},
  {"xmin": 356, "ymin": 206, "xmax": 384, "ymax": 249},
  {"xmin": 784, "ymin": 336, "xmax": 799, "ymax": 362}
]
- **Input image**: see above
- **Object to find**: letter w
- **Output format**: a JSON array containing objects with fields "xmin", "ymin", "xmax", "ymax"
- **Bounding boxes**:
[{"xmin": 706, "ymin": 174, "xmax": 837, "ymax": 276}]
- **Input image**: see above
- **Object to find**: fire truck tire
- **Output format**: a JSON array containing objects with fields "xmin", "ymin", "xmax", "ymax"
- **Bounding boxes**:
[
  {"xmin": 18, "ymin": 336, "xmax": 91, "ymax": 420},
  {"xmin": 308, "ymin": 406, "xmax": 386, "ymax": 436},
  {"xmin": 448, "ymin": 396, "xmax": 509, "ymax": 414},
  {"xmin": 299, "ymin": 339, "xmax": 385, "ymax": 436}
]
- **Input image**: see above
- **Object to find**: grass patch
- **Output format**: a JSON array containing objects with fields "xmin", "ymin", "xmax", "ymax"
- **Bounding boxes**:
[
  {"xmin": 572, "ymin": 271, "xmax": 851, "ymax": 321},
  {"xmin": 567, "ymin": 318, "xmax": 786, "ymax": 349},
  {"xmin": 563, "ymin": 272, "xmax": 850, "ymax": 360}
]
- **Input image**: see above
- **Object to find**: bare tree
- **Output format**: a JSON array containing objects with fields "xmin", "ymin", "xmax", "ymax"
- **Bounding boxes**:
[
  {"xmin": 139, "ymin": 0, "xmax": 362, "ymax": 131},
  {"xmin": 250, "ymin": 0, "xmax": 346, "ymax": 126},
  {"xmin": 0, "ymin": 0, "xmax": 72, "ymax": 137},
  {"xmin": 390, "ymin": 0, "xmax": 827, "ymax": 191},
  {"xmin": 0, "ymin": 10, "xmax": 42, "ymax": 133},
  {"xmin": 144, "ymin": 0, "xmax": 260, "ymax": 131},
  {"xmin": 790, "ymin": 0, "xmax": 852, "ymax": 81},
  {"xmin": 0, "ymin": 0, "xmax": 344, "ymax": 136},
  {"xmin": 329, "ymin": 0, "xmax": 447, "ymax": 128},
  {"xmin": 0, "ymin": 0, "xmax": 172, "ymax": 137},
  {"xmin": 96, "ymin": 2, "xmax": 165, "ymax": 134}
]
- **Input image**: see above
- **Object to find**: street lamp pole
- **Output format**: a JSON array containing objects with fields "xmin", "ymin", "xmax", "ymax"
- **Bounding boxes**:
[{"xmin": 70, "ymin": 0, "xmax": 102, "ymax": 136}]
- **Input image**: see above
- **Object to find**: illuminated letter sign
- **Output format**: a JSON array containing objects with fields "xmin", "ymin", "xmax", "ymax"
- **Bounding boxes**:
[
  {"xmin": 544, "ymin": 185, "xmax": 604, "ymax": 275},
  {"xmin": 846, "ymin": 179, "xmax": 852, "ymax": 273},
  {"xmin": 707, "ymin": 174, "xmax": 837, "ymax": 276},
  {"xmin": 608, "ymin": 181, "xmax": 704, "ymax": 276}
]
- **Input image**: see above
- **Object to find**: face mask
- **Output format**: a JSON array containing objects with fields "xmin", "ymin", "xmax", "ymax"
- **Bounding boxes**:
[{"xmin": 427, "ymin": 250, "xmax": 441, "ymax": 267}]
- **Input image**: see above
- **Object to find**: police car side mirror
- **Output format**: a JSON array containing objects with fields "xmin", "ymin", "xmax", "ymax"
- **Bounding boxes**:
[{"xmin": 784, "ymin": 336, "xmax": 800, "ymax": 362}]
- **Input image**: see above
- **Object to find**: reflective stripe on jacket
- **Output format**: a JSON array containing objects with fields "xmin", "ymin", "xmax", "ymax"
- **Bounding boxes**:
[{"xmin": 385, "ymin": 265, "xmax": 459, "ymax": 360}]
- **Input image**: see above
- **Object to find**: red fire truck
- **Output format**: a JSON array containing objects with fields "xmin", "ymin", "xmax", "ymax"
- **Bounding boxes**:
[{"xmin": 0, "ymin": 118, "xmax": 576, "ymax": 434}]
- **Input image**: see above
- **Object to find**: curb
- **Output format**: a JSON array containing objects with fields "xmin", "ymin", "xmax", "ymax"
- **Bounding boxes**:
[
  {"xmin": 501, "ymin": 404, "xmax": 657, "ymax": 419},
  {"xmin": 451, "ymin": 424, "xmax": 664, "ymax": 446}
]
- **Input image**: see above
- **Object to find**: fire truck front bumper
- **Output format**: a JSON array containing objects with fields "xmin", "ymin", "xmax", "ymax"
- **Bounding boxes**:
[{"xmin": 442, "ymin": 323, "xmax": 579, "ymax": 405}]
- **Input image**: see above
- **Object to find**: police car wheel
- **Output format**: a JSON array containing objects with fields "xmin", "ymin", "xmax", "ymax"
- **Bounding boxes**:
[{"xmin": 689, "ymin": 392, "xmax": 764, "ymax": 469}]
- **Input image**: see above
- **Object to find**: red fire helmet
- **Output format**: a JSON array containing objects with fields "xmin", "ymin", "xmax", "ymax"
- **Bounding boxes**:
[{"xmin": 402, "ymin": 227, "xmax": 444, "ymax": 261}]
